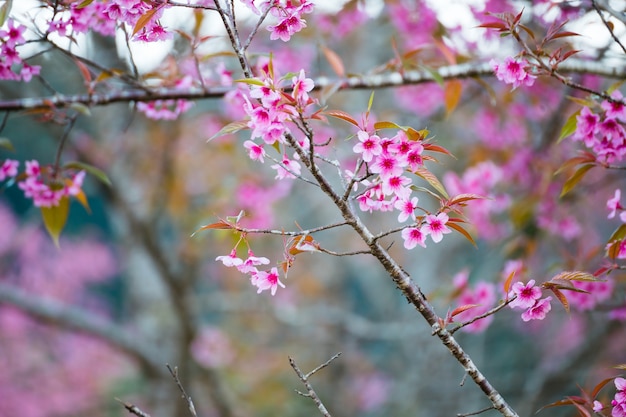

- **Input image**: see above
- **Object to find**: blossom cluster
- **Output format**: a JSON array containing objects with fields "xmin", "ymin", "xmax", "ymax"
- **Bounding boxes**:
[
  {"xmin": 508, "ymin": 280, "xmax": 552, "ymax": 322},
  {"xmin": 0, "ymin": 20, "xmax": 41, "ymax": 82},
  {"xmin": 241, "ymin": 68, "xmax": 314, "ymax": 178},
  {"xmin": 216, "ymin": 249, "xmax": 285, "ymax": 296},
  {"xmin": 491, "ymin": 57, "xmax": 536, "ymax": 90},
  {"xmin": 573, "ymin": 92, "xmax": 626, "ymax": 164},
  {"xmin": 48, "ymin": 0, "xmax": 170, "ymax": 42},
  {"xmin": 612, "ymin": 377, "xmax": 626, "ymax": 417},
  {"xmin": 451, "ymin": 270, "xmax": 497, "ymax": 333},
  {"xmin": 607, "ymin": 189, "xmax": 626, "ymax": 260},
  {"xmin": 8, "ymin": 160, "xmax": 86, "ymax": 208},
  {"xmin": 347, "ymin": 128, "xmax": 455, "ymax": 249},
  {"xmin": 241, "ymin": 0, "xmax": 314, "ymax": 42}
]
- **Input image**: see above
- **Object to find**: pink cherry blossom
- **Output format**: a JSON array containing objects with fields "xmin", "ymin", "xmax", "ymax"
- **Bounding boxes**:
[
  {"xmin": 0, "ymin": 159, "xmax": 18, "ymax": 181},
  {"xmin": 491, "ymin": 57, "xmax": 536, "ymax": 89},
  {"xmin": 292, "ymin": 69, "xmax": 314, "ymax": 105},
  {"xmin": 401, "ymin": 227, "xmax": 427, "ymax": 249},
  {"xmin": 251, "ymin": 267, "xmax": 285, "ymax": 295},
  {"xmin": 244, "ymin": 140, "xmax": 266, "ymax": 162},
  {"xmin": 453, "ymin": 280, "xmax": 497, "ymax": 333},
  {"xmin": 353, "ymin": 131, "xmax": 382, "ymax": 162},
  {"xmin": 602, "ymin": 91, "xmax": 626, "ymax": 122},
  {"xmin": 521, "ymin": 296, "xmax": 552, "ymax": 321},
  {"xmin": 237, "ymin": 250, "xmax": 270, "ymax": 274},
  {"xmin": 370, "ymin": 154, "xmax": 403, "ymax": 179},
  {"xmin": 608, "ymin": 189, "xmax": 625, "ymax": 220},
  {"xmin": 215, "ymin": 249, "xmax": 244, "ymax": 267},
  {"xmin": 394, "ymin": 196, "xmax": 419, "ymax": 223},
  {"xmin": 271, "ymin": 155, "xmax": 301, "ymax": 179},
  {"xmin": 508, "ymin": 280, "xmax": 542, "ymax": 309},
  {"xmin": 421, "ymin": 213, "xmax": 451, "ymax": 243}
]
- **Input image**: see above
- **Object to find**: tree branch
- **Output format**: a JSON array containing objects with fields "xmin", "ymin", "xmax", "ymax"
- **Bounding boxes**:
[
  {"xmin": 1, "ymin": 60, "xmax": 623, "ymax": 111},
  {"xmin": 0, "ymin": 282, "xmax": 166, "ymax": 376}
]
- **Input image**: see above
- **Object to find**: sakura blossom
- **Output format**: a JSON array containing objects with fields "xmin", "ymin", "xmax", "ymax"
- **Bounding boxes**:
[
  {"xmin": 421, "ymin": 213, "xmax": 451, "ymax": 243},
  {"xmin": 352, "ymin": 131, "xmax": 382, "ymax": 163},
  {"xmin": 491, "ymin": 57, "xmax": 536, "ymax": 90},
  {"xmin": 520, "ymin": 296, "xmax": 552, "ymax": 322},
  {"xmin": 508, "ymin": 280, "xmax": 542, "ymax": 309},
  {"xmin": 394, "ymin": 196, "xmax": 419, "ymax": 223},
  {"xmin": 401, "ymin": 227, "xmax": 427, "ymax": 249},
  {"xmin": 251, "ymin": 267, "xmax": 285, "ymax": 295},
  {"xmin": 215, "ymin": 249, "xmax": 244, "ymax": 267}
]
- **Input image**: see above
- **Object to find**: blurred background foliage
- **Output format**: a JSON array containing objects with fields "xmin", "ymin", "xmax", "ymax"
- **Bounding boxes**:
[{"xmin": 0, "ymin": 1, "xmax": 625, "ymax": 417}]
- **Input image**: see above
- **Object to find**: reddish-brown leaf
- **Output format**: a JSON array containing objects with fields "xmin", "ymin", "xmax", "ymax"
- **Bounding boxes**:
[
  {"xmin": 548, "ymin": 287, "xmax": 570, "ymax": 313},
  {"xmin": 503, "ymin": 270, "xmax": 516, "ymax": 296},
  {"xmin": 423, "ymin": 143, "xmax": 455, "ymax": 158},
  {"xmin": 477, "ymin": 22, "xmax": 508, "ymax": 30},
  {"xmin": 192, "ymin": 220, "xmax": 233, "ymax": 235},
  {"xmin": 133, "ymin": 7, "xmax": 159, "ymax": 36},
  {"xmin": 325, "ymin": 110, "xmax": 360, "ymax": 127},
  {"xmin": 321, "ymin": 45, "xmax": 345, "ymax": 77},
  {"xmin": 450, "ymin": 304, "xmax": 479, "ymax": 318},
  {"xmin": 444, "ymin": 80, "xmax": 463, "ymax": 116},
  {"xmin": 448, "ymin": 193, "xmax": 486, "ymax": 207},
  {"xmin": 447, "ymin": 222, "xmax": 477, "ymax": 247}
]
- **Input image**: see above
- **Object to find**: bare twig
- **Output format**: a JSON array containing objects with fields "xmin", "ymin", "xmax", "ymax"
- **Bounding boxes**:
[
  {"xmin": 166, "ymin": 364, "xmax": 198, "ymax": 417},
  {"xmin": 0, "ymin": 283, "xmax": 166, "ymax": 376},
  {"xmin": 289, "ymin": 353, "xmax": 341, "ymax": 417},
  {"xmin": 116, "ymin": 398, "xmax": 153, "ymax": 417},
  {"xmin": 0, "ymin": 60, "xmax": 623, "ymax": 112},
  {"xmin": 449, "ymin": 297, "xmax": 516, "ymax": 335},
  {"xmin": 458, "ymin": 406, "xmax": 496, "ymax": 416},
  {"xmin": 592, "ymin": 0, "xmax": 626, "ymax": 55}
]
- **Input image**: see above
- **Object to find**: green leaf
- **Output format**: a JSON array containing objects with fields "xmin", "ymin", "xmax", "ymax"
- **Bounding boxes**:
[
  {"xmin": 41, "ymin": 196, "xmax": 70, "ymax": 247},
  {"xmin": 69, "ymin": 102, "xmax": 92, "ymax": 116},
  {"xmin": 419, "ymin": 65, "xmax": 444, "ymax": 87},
  {"xmin": 76, "ymin": 0, "xmax": 95, "ymax": 8},
  {"xmin": 207, "ymin": 120, "xmax": 249, "ymax": 142},
  {"xmin": 557, "ymin": 110, "xmax": 580, "ymax": 143},
  {"xmin": 374, "ymin": 121, "xmax": 402, "ymax": 131},
  {"xmin": 234, "ymin": 78, "xmax": 265, "ymax": 86},
  {"xmin": 367, "ymin": 91, "xmax": 375, "ymax": 113},
  {"xmin": 0, "ymin": 0, "xmax": 13, "ymax": 27},
  {"xmin": 413, "ymin": 167, "xmax": 449, "ymax": 199},
  {"xmin": 560, "ymin": 163, "xmax": 595, "ymax": 197},
  {"xmin": 608, "ymin": 224, "xmax": 626, "ymax": 243},
  {"xmin": 0, "ymin": 137, "xmax": 14, "ymax": 151},
  {"xmin": 63, "ymin": 161, "xmax": 111, "ymax": 186}
]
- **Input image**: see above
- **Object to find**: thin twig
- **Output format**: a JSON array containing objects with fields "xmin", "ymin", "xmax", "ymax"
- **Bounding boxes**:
[
  {"xmin": 53, "ymin": 113, "xmax": 78, "ymax": 176},
  {"xmin": 449, "ymin": 297, "xmax": 515, "ymax": 335},
  {"xmin": 166, "ymin": 364, "xmax": 198, "ymax": 417},
  {"xmin": 289, "ymin": 353, "xmax": 341, "ymax": 417},
  {"xmin": 116, "ymin": 398, "xmax": 152, "ymax": 417},
  {"xmin": 458, "ymin": 406, "xmax": 496, "ymax": 416},
  {"xmin": 243, "ymin": 3, "xmax": 274, "ymax": 51},
  {"xmin": 592, "ymin": 0, "xmax": 626, "ymax": 55}
]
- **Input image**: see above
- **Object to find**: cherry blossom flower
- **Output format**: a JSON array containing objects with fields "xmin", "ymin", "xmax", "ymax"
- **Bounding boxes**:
[
  {"xmin": 593, "ymin": 400, "xmax": 604, "ymax": 413},
  {"xmin": 292, "ymin": 69, "xmax": 314, "ymax": 105},
  {"xmin": 401, "ymin": 227, "xmax": 427, "ymax": 249},
  {"xmin": 353, "ymin": 131, "xmax": 382, "ymax": 162},
  {"xmin": 271, "ymin": 155, "xmax": 301, "ymax": 179},
  {"xmin": 602, "ymin": 91, "xmax": 626, "ymax": 122},
  {"xmin": 608, "ymin": 189, "xmax": 626, "ymax": 221},
  {"xmin": 394, "ymin": 196, "xmax": 419, "ymax": 222},
  {"xmin": 521, "ymin": 296, "xmax": 552, "ymax": 321},
  {"xmin": 508, "ymin": 280, "xmax": 542, "ymax": 309},
  {"xmin": 243, "ymin": 140, "xmax": 266, "ymax": 162},
  {"xmin": 491, "ymin": 57, "xmax": 536, "ymax": 89},
  {"xmin": 421, "ymin": 213, "xmax": 451, "ymax": 243},
  {"xmin": 370, "ymin": 154, "xmax": 403, "ymax": 179},
  {"xmin": 237, "ymin": 250, "xmax": 270, "ymax": 274},
  {"xmin": 215, "ymin": 249, "xmax": 244, "ymax": 267},
  {"xmin": 612, "ymin": 378, "xmax": 626, "ymax": 417},
  {"xmin": 251, "ymin": 267, "xmax": 285, "ymax": 295},
  {"xmin": 0, "ymin": 159, "xmax": 18, "ymax": 181}
]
